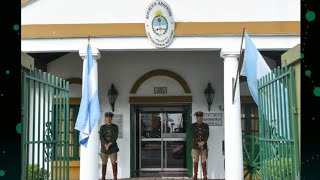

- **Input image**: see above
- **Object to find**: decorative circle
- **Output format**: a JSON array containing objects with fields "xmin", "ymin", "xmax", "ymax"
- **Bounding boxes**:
[
  {"xmin": 300, "ymin": 53, "xmax": 304, "ymax": 59},
  {"xmin": 306, "ymin": 11, "xmax": 316, "ymax": 22},
  {"xmin": 145, "ymin": 0, "xmax": 175, "ymax": 48},
  {"xmin": 16, "ymin": 123, "xmax": 22, "ymax": 134},
  {"xmin": 5, "ymin": 70, "xmax": 10, "ymax": 75},
  {"xmin": 314, "ymin": 87, "xmax": 320, "ymax": 97},
  {"xmin": 0, "ymin": 170, "xmax": 5, "ymax": 176},
  {"xmin": 242, "ymin": 135, "xmax": 260, "ymax": 180},
  {"xmin": 13, "ymin": 24, "xmax": 20, "ymax": 31},
  {"xmin": 305, "ymin": 70, "xmax": 311, "ymax": 77}
]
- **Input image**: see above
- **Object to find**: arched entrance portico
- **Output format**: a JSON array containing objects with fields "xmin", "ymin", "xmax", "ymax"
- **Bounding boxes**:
[{"xmin": 129, "ymin": 69, "xmax": 193, "ymax": 178}]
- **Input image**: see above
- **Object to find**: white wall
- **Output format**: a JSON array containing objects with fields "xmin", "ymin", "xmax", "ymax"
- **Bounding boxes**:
[
  {"xmin": 47, "ymin": 50, "xmax": 280, "ymax": 179},
  {"xmin": 137, "ymin": 76, "xmax": 186, "ymax": 96},
  {"xmin": 48, "ymin": 50, "xmax": 231, "ymax": 179},
  {"xmin": 48, "ymin": 51, "xmax": 227, "ymax": 113},
  {"xmin": 22, "ymin": 0, "xmax": 300, "ymax": 24},
  {"xmin": 22, "ymin": 36, "xmax": 300, "ymax": 53}
]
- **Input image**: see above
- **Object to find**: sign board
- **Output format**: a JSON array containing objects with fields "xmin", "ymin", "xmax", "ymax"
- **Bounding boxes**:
[
  {"xmin": 203, "ymin": 113, "xmax": 223, "ymax": 126},
  {"xmin": 145, "ymin": 0, "xmax": 175, "ymax": 48},
  {"xmin": 154, "ymin": 87, "xmax": 167, "ymax": 94},
  {"xmin": 113, "ymin": 114, "xmax": 123, "ymax": 138}
]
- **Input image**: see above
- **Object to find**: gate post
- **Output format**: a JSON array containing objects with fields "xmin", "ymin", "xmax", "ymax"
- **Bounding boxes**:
[
  {"xmin": 281, "ymin": 44, "xmax": 300, "ymax": 179},
  {"xmin": 281, "ymin": 44, "xmax": 300, "ymax": 155},
  {"xmin": 221, "ymin": 49, "xmax": 244, "ymax": 180}
]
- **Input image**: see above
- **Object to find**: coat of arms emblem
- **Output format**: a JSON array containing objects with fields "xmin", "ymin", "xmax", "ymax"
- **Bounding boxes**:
[{"xmin": 145, "ymin": 0, "xmax": 175, "ymax": 48}]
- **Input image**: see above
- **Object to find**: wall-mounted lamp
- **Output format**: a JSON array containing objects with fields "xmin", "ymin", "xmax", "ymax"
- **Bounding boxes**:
[
  {"xmin": 204, "ymin": 82, "xmax": 215, "ymax": 112},
  {"xmin": 108, "ymin": 84, "xmax": 118, "ymax": 112}
]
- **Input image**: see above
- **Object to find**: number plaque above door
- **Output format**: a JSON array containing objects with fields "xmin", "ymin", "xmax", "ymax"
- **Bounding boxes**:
[{"xmin": 154, "ymin": 87, "xmax": 167, "ymax": 94}]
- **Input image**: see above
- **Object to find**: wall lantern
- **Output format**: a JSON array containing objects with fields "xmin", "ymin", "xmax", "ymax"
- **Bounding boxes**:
[
  {"xmin": 108, "ymin": 84, "xmax": 118, "ymax": 112},
  {"xmin": 204, "ymin": 82, "xmax": 215, "ymax": 112}
]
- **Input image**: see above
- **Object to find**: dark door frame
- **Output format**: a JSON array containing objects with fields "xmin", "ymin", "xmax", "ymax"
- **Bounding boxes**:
[{"xmin": 130, "ymin": 103, "xmax": 193, "ymax": 177}]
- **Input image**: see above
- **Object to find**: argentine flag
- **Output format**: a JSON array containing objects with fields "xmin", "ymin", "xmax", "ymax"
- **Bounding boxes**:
[
  {"xmin": 75, "ymin": 43, "xmax": 101, "ymax": 147},
  {"xmin": 240, "ymin": 32, "xmax": 271, "ymax": 106}
]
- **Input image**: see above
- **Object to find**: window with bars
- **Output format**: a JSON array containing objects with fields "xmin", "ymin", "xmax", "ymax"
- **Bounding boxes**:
[
  {"xmin": 69, "ymin": 105, "xmax": 80, "ymax": 160},
  {"xmin": 53, "ymin": 105, "xmax": 80, "ymax": 160},
  {"xmin": 241, "ymin": 102, "xmax": 259, "ymax": 137}
]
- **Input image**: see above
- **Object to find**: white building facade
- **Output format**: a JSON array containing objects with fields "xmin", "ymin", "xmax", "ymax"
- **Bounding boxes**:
[{"xmin": 21, "ymin": 0, "xmax": 300, "ymax": 179}]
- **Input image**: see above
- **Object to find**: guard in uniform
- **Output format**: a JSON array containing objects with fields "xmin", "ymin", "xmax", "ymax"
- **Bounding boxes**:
[
  {"xmin": 191, "ymin": 111, "xmax": 209, "ymax": 180},
  {"xmin": 99, "ymin": 112, "xmax": 119, "ymax": 180}
]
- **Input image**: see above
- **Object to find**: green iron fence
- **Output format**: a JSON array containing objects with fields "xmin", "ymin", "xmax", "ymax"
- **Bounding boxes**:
[
  {"xmin": 241, "ymin": 103, "xmax": 261, "ymax": 179},
  {"xmin": 258, "ymin": 66, "xmax": 300, "ymax": 180},
  {"xmin": 21, "ymin": 69, "xmax": 70, "ymax": 180}
]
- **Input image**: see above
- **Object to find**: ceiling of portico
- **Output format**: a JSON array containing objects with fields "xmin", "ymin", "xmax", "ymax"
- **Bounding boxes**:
[
  {"xmin": 27, "ymin": 52, "xmax": 69, "ymax": 71},
  {"xmin": 261, "ymin": 51, "xmax": 286, "ymax": 63}
]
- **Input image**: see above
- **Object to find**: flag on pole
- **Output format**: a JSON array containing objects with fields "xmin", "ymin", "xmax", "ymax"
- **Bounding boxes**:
[
  {"xmin": 240, "ymin": 32, "xmax": 271, "ymax": 105},
  {"xmin": 75, "ymin": 43, "xmax": 101, "ymax": 147},
  {"xmin": 232, "ymin": 28, "xmax": 246, "ymax": 104}
]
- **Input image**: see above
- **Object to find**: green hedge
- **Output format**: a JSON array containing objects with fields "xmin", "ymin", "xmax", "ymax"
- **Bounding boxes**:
[
  {"xmin": 261, "ymin": 157, "xmax": 292, "ymax": 179},
  {"xmin": 27, "ymin": 164, "xmax": 50, "ymax": 180}
]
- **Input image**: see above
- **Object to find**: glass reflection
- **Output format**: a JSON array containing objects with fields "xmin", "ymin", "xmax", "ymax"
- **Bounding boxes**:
[
  {"xmin": 141, "ymin": 113, "xmax": 161, "ymax": 138},
  {"xmin": 163, "ymin": 113, "xmax": 186, "ymax": 134},
  {"xmin": 165, "ymin": 141, "xmax": 186, "ymax": 168},
  {"xmin": 140, "ymin": 112, "xmax": 187, "ymax": 169},
  {"xmin": 141, "ymin": 141, "xmax": 161, "ymax": 168}
]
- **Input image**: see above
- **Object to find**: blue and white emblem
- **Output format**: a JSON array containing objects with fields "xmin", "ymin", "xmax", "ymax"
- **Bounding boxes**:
[
  {"xmin": 145, "ymin": 0, "xmax": 175, "ymax": 48},
  {"xmin": 152, "ymin": 15, "xmax": 168, "ymax": 36}
]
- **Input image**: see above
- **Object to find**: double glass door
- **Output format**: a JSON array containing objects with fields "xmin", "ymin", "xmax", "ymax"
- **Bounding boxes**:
[{"xmin": 138, "ymin": 108, "xmax": 187, "ymax": 171}]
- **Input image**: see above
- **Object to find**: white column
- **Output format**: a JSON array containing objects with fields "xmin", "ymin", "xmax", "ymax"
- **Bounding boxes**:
[
  {"xmin": 220, "ymin": 50, "xmax": 244, "ymax": 180},
  {"xmin": 79, "ymin": 47, "xmax": 101, "ymax": 180}
]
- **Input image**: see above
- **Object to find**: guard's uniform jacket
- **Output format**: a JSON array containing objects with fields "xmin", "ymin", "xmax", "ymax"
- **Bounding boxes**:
[
  {"xmin": 191, "ymin": 122, "xmax": 209, "ymax": 150},
  {"xmin": 99, "ymin": 123, "xmax": 119, "ymax": 154}
]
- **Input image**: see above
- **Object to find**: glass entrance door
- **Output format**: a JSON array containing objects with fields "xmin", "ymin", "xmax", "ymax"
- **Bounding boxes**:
[{"xmin": 139, "ymin": 108, "xmax": 187, "ymax": 172}]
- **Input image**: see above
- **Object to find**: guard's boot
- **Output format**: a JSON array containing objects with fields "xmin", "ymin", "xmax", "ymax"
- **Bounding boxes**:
[
  {"xmin": 101, "ymin": 164, "xmax": 106, "ymax": 180},
  {"xmin": 192, "ymin": 162, "xmax": 198, "ymax": 180},
  {"xmin": 201, "ymin": 162, "xmax": 208, "ymax": 180},
  {"xmin": 112, "ymin": 163, "xmax": 118, "ymax": 180}
]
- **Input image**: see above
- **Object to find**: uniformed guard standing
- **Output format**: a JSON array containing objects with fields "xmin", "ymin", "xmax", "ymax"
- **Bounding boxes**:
[
  {"xmin": 99, "ymin": 112, "xmax": 119, "ymax": 180},
  {"xmin": 191, "ymin": 111, "xmax": 209, "ymax": 180}
]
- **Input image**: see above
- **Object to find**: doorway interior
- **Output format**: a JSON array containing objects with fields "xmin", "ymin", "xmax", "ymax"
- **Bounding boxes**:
[{"xmin": 130, "ymin": 104, "xmax": 192, "ymax": 178}]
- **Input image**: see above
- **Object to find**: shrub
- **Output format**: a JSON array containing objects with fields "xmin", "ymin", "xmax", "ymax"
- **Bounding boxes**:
[
  {"xmin": 27, "ymin": 164, "xmax": 50, "ymax": 180},
  {"xmin": 261, "ymin": 157, "xmax": 293, "ymax": 180}
]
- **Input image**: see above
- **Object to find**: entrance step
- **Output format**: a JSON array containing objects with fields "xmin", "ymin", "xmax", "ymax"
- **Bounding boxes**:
[
  {"xmin": 125, "ymin": 170, "xmax": 226, "ymax": 180},
  {"xmin": 122, "ymin": 178, "xmax": 191, "ymax": 180},
  {"xmin": 161, "ymin": 177, "xmax": 190, "ymax": 179},
  {"xmin": 137, "ymin": 171, "xmax": 189, "ymax": 178}
]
